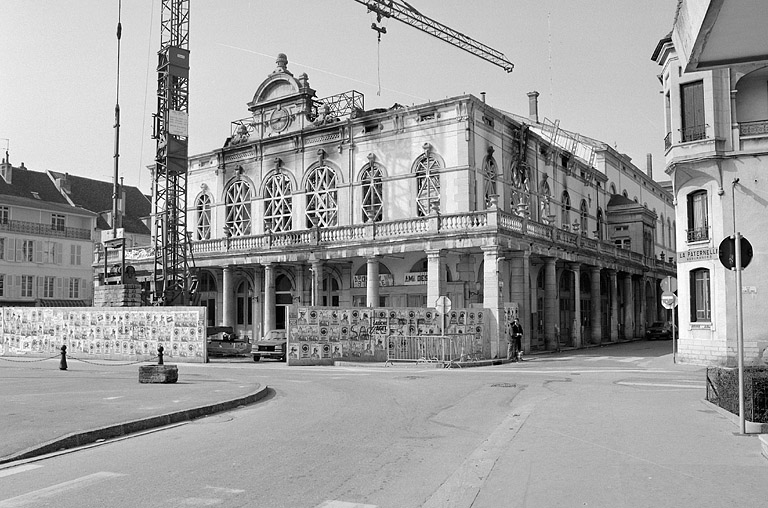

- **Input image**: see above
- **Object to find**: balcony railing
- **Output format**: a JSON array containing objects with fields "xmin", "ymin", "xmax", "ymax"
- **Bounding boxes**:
[
  {"xmin": 103, "ymin": 210, "xmax": 676, "ymax": 275},
  {"xmin": 739, "ymin": 119, "xmax": 768, "ymax": 137},
  {"xmin": 681, "ymin": 125, "xmax": 707, "ymax": 143},
  {"xmin": 686, "ymin": 226, "xmax": 709, "ymax": 243},
  {"xmin": 0, "ymin": 219, "xmax": 91, "ymax": 240}
]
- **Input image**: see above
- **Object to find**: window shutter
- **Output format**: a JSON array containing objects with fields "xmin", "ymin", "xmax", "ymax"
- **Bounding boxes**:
[
  {"xmin": 13, "ymin": 275, "xmax": 21, "ymax": 298},
  {"xmin": 15, "ymin": 240, "xmax": 22, "ymax": 262},
  {"xmin": 81, "ymin": 278, "xmax": 88, "ymax": 299},
  {"xmin": 55, "ymin": 243, "xmax": 63, "ymax": 265},
  {"xmin": 36, "ymin": 276, "xmax": 43, "ymax": 298},
  {"xmin": 64, "ymin": 277, "xmax": 71, "ymax": 298},
  {"xmin": 34, "ymin": 240, "xmax": 43, "ymax": 263},
  {"xmin": 55, "ymin": 277, "xmax": 63, "ymax": 298},
  {"xmin": 5, "ymin": 238, "xmax": 14, "ymax": 262}
]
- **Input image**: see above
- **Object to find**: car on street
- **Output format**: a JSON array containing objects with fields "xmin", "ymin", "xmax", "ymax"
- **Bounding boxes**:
[
  {"xmin": 206, "ymin": 326, "xmax": 252, "ymax": 357},
  {"xmin": 252, "ymin": 331, "xmax": 287, "ymax": 362},
  {"xmin": 645, "ymin": 321, "xmax": 676, "ymax": 340}
]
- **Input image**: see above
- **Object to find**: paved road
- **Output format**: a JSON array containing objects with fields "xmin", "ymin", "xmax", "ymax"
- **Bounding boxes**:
[{"xmin": 1, "ymin": 340, "xmax": 766, "ymax": 508}]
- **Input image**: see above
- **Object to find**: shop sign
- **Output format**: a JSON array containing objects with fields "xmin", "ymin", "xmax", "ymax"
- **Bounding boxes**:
[
  {"xmin": 352, "ymin": 274, "xmax": 395, "ymax": 288},
  {"xmin": 404, "ymin": 272, "xmax": 428, "ymax": 285},
  {"xmin": 676, "ymin": 247, "xmax": 718, "ymax": 263}
]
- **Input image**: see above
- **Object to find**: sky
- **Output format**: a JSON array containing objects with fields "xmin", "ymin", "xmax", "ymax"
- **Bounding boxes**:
[{"xmin": 0, "ymin": 0, "xmax": 678, "ymax": 194}]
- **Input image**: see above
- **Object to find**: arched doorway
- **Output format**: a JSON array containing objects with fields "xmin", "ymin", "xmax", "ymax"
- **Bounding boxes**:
[
  {"xmin": 275, "ymin": 274, "xmax": 294, "ymax": 331},
  {"xmin": 559, "ymin": 271, "xmax": 574, "ymax": 347},
  {"xmin": 580, "ymin": 271, "xmax": 592, "ymax": 343}
]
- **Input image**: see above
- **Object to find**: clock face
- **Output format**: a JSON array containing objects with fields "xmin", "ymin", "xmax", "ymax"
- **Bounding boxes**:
[{"xmin": 270, "ymin": 107, "xmax": 290, "ymax": 132}]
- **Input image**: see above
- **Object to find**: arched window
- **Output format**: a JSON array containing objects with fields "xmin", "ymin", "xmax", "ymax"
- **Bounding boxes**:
[
  {"xmin": 579, "ymin": 199, "xmax": 588, "ymax": 234},
  {"xmin": 561, "ymin": 191, "xmax": 571, "ymax": 228},
  {"xmin": 622, "ymin": 190, "xmax": 628, "ymax": 198},
  {"xmin": 596, "ymin": 208, "xmax": 604, "ymax": 240},
  {"xmin": 263, "ymin": 172, "xmax": 293, "ymax": 233},
  {"xmin": 224, "ymin": 179, "xmax": 252, "ymax": 237},
  {"xmin": 360, "ymin": 161, "xmax": 383, "ymax": 223},
  {"xmin": 195, "ymin": 194, "xmax": 211, "ymax": 240},
  {"xmin": 482, "ymin": 154, "xmax": 497, "ymax": 209},
  {"xmin": 540, "ymin": 177, "xmax": 551, "ymax": 220},
  {"xmin": 305, "ymin": 165, "xmax": 338, "ymax": 228},
  {"xmin": 610, "ymin": 183, "xmax": 617, "ymax": 195},
  {"xmin": 690, "ymin": 268, "xmax": 711, "ymax": 322},
  {"xmin": 668, "ymin": 218, "xmax": 673, "ymax": 247},
  {"xmin": 415, "ymin": 153, "xmax": 440, "ymax": 216}
]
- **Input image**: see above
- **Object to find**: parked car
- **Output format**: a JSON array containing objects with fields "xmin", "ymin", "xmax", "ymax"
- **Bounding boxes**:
[
  {"xmin": 206, "ymin": 326, "xmax": 252, "ymax": 357},
  {"xmin": 646, "ymin": 321, "xmax": 676, "ymax": 340},
  {"xmin": 252, "ymin": 331, "xmax": 287, "ymax": 362}
]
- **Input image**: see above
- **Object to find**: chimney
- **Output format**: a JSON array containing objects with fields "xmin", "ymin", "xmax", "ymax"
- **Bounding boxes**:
[
  {"xmin": 646, "ymin": 153, "xmax": 653, "ymax": 179},
  {"xmin": 527, "ymin": 91, "xmax": 540, "ymax": 123},
  {"xmin": 0, "ymin": 154, "xmax": 10, "ymax": 184},
  {"xmin": 481, "ymin": 91, "xmax": 486, "ymax": 103}
]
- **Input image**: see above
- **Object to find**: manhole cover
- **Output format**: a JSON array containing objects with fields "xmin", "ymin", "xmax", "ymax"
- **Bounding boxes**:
[{"xmin": 491, "ymin": 382, "xmax": 516, "ymax": 388}]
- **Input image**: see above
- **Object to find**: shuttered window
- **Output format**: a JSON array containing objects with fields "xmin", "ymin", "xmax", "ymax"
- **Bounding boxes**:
[{"xmin": 681, "ymin": 81, "xmax": 706, "ymax": 142}]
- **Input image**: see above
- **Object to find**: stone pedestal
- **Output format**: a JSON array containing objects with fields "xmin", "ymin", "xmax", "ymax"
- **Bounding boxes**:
[{"xmin": 139, "ymin": 364, "xmax": 178, "ymax": 384}]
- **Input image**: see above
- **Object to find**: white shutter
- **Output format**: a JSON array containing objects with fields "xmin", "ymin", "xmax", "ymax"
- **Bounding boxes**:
[
  {"xmin": 80, "ymin": 278, "xmax": 88, "ymax": 299},
  {"xmin": 55, "ymin": 243, "xmax": 63, "ymax": 265},
  {"xmin": 55, "ymin": 277, "xmax": 63, "ymax": 298},
  {"xmin": 15, "ymin": 240, "xmax": 22, "ymax": 262},
  {"xmin": 13, "ymin": 275, "xmax": 21, "ymax": 298},
  {"xmin": 64, "ymin": 277, "xmax": 71, "ymax": 298},
  {"xmin": 34, "ymin": 241, "xmax": 43, "ymax": 263},
  {"xmin": 5, "ymin": 238, "xmax": 13, "ymax": 262},
  {"xmin": 36, "ymin": 276, "xmax": 43, "ymax": 298}
]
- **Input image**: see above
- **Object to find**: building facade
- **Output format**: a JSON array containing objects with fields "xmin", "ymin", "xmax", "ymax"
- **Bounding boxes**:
[
  {"xmin": 120, "ymin": 54, "xmax": 675, "ymax": 355},
  {"xmin": 652, "ymin": 1, "xmax": 768, "ymax": 366},
  {"xmin": 0, "ymin": 157, "xmax": 96, "ymax": 306}
]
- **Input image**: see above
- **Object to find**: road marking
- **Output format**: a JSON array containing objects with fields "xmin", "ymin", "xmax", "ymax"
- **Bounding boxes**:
[
  {"xmin": 315, "ymin": 501, "xmax": 378, "ymax": 508},
  {"xmin": 0, "ymin": 472, "xmax": 126, "ymax": 507},
  {"xmin": 617, "ymin": 381, "xmax": 701, "ymax": 389},
  {"xmin": 0, "ymin": 465, "xmax": 41, "ymax": 479},
  {"xmin": 103, "ymin": 396, "xmax": 123, "ymax": 400}
]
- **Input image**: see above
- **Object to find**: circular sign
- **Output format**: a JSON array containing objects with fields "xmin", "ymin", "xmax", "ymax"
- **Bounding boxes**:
[
  {"xmin": 661, "ymin": 293, "xmax": 678, "ymax": 309},
  {"xmin": 660, "ymin": 276, "xmax": 677, "ymax": 293},
  {"xmin": 435, "ymin": 296, "xmax": 452, "ymax": 315},
  {"xmin": 719, "ymin": 236, "xmax": 754, "ymax": 270}
]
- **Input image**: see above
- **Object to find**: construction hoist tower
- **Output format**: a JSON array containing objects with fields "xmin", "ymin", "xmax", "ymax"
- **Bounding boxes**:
[{"xmin": 151, "ymin": 0, "xmax": 193, "ymax": 305}]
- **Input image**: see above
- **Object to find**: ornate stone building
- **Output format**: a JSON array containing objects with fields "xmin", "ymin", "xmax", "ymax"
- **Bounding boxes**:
[{"xmin": 122, "ymin": 54, "xmax": 676, "ymax": 356}]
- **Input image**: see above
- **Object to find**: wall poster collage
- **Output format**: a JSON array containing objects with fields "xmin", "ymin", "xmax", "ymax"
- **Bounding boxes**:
[
  {"xmin": 0, "ymin": 307, "xmax": 208, "ymax": 363},
  {"xmin": 287, "ymin": 306, "xmax": 487, "ymax": 365}
]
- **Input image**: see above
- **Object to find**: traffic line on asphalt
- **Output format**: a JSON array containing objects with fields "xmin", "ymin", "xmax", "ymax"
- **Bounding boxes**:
[
  {"xmin": 0, "ymin": 472, "xmax": 126, "ymax": 507},
  {"xmin": 315, "ymin": 501, "xmax": 377, "ymax": 508},
  {"xmin": 616, "ymin": 381, "xmax": 701, "ymax": 389},
  {"xmin": 0, "ymin": 465, "xmax": 41, "ymax": 479}
]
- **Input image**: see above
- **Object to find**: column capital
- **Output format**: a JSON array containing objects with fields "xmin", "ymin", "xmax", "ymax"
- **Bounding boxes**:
[
  {"xmin": 425, "ymin": 248, "xmax": 443, "ymax": 258},
  {"xmin": 568, "ymin": 262, "xmax": 581, "ymax": 271}
]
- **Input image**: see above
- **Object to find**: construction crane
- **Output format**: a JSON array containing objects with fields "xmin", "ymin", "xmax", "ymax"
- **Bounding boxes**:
[
  {"xmin": 353, "ymin": 0, "xmax": 514, "ymax": 73},
  {"xmin": 151, "ymin": 0, "xmax": 193, "ymax": 306},
  {"xmin": 149, "ymin": 0, "xmax": 510, "ymax": 306}
]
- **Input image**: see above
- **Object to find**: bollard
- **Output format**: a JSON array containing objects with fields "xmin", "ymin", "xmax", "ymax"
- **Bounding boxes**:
[
  {"xmin": 157, "ymin": 345, "xmax": 164, "ymax": 365},
  {"xmin": 59, "ymin": 345, "xmax": 68, "ymax": 371}
]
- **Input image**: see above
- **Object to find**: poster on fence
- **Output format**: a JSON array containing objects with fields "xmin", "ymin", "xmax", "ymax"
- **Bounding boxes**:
[
  {"xmin": 287, "ymin": 306, "xmax": 487, "ymax": 365},
  {"xmin": 0, "ymin": 307, "xmax": 207, "ymax": 363}
]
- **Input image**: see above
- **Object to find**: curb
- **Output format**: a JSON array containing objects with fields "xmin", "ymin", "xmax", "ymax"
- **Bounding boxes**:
[
  {"xmin": 0, "ymin": 384, "xmax": 270, "ymax": 466},
  {"xmin": 701, "ymin": 398, "xmax": 768, "ymax": 434}
]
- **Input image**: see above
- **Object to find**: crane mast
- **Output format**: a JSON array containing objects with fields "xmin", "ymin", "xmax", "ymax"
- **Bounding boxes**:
[
  {"xmin": 152, "ymin": 0, "xmax": 192, "ymax": 305},
  {"xmin": 353, "ymin": 0, "xmax": 514, "ymax": 73}
]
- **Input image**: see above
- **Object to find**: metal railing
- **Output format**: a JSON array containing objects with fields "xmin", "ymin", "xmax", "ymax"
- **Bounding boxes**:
[
  {"xmin": 739, "ymin": 119, "xmax": 768, "ymax": 137},
  {"xmin": 686, "ymin": 226, "xmax": 709, "ymax": 243},
  {"xmin": 681, "ymin": 125, "xmax": 707, "ymax": 143},
  {"xmin": 386, "ymin": 334, "xmax": 481, "ymax": 363},
  {"xmin": 0, "ymin": 219, "xmax": 91, "ymax": 240}
]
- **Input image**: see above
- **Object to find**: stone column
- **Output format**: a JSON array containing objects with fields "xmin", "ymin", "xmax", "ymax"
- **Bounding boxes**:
[
  {"xmin": 426, "ymin": 249, "xmax": 445, "ymax": 308},
  {"xmin": 544, "ymin": 257, "xmax": 558, "ymax": 351},
  {"xmin": 510, "ymin": 252, "xmax": 531, "ymax": 351},
  {"xmin": 623, "ymin": 274, "xmax": 634, "ymax": 339},
  {"xmin": 222, "ymin": 266, "xmax": 234, "ymax": 328},
  {"xmin": 311, "ymin": 260, "xmax": 323, "ymax": 306},
  {"xmin": 264, "ymin": 263, "xmax": 275, "ymax": 338},
  {"xmin": 570, "ymin": 263, "xmax": 582, "ymax": 349},
  {"xmin": 590, "ymin": 267, "xmax": 602, "ymax": 344},
  {"xmin": 252, "ymin": 265, "xmax": 264, "ymax": 340},
  {"xmin": 609, "ymin": 269, "xmax": 619, "ymax": 342},
  {"xmin": 366, "ymin": 256, "xmax": 380, "ymax": 308},
  {"xmin": 730, "ymin": 89, "xmax": 739, "ymax": 151},
  {"xmin": 639, "ymin": 276, "xmax": 647, "ymax": 337},
  {"xmin": 482, "ymin": 246, "xmax": 502, "ymax": 359}
]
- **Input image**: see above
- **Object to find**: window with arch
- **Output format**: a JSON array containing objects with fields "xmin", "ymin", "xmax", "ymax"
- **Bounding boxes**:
[
  {"xmin": 690, "ymin": 268, "xmax": 711, "ymax": 322},
  {"xmin": 360, "ymin": 162, "xmax": 383, "ymax": 223},
  {"xmin": 263, "ymin": 172, "xmax": 293, "ymax": 232},
  {"xmin": 482, "ymin": 154, "xmax": 497, "ymax": 209},
  {"xmin": 596, "ymin": 208, "xmax": 604, "ymax": 240},
  {"xmin": 195, "ymin": 194, "xmax": 212, "ymax": 240},
  {"xmin": 561, "ymin": 191, "xmax": 571, "ymax": 228},
  {"xmin": 687, "ymin": 189, "xmax": 708, "ymax": 242},
  {"xmin": 540, "ymin": 177, "xmax": 551, "ymax": 220},
  {"xmin": 415, "ymin": 153, "xmax": 440, "ymax": 216},
  {"xmin": 610, "ymin": 183, "xmax": 617, "ymax": 195},
  {"xmin": 224, "ymin": 179, "xmax": 252, "ymax": 237},
  {"xmin": 622, "ymin": 190, "xmax": 628, "ymax": 198},
  {"xmin": 660, "ymin": 214, "xmax": 666, "ymax": 247},
  {"xmin": 668, "ymin": 218, "xmax": 673, "ymax": 246},
  {"xmin": 305, "ymin": 165, "xmax": 338, "ymax": 228},
  {"xmin": 579, "ymin": 199, "xmax": 588, "ymax": 234}
]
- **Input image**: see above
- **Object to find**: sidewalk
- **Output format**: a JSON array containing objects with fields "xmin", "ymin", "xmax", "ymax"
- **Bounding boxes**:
[{"xmin": 0, "ymin": 357, "xmax": 268, "ymax": 465}]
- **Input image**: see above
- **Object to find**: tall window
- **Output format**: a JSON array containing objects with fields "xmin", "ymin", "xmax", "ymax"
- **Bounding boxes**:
[
  {"xmin": 415, "ymin": 153, "xmax": 440, "ymax": 216},
  {"xmin": 482, "ymin": 155, "xmax": 497, "ymax": 209},
  {"xmin": 224, "ymin": 180, "xmax": 252, "ymax": 237},
  {"xmin": 596, "ymin": 208, "xmax": 604, "ymax": 240},
  {"xmin": 21, "ymin": 275, "xmax": 33, "ymax": 297},
  {"xmin": 0, "ymin": 238, "xmax": 4, "ymax": 260},
  {"xmin": 22, "ymin": 240, "xmax": 34, "ymax": 262},
  {"xmin": 51, "ymin": 214, "xmax": 65, "ymax": 231},
  {"xmin": 263, "ymin": 172, "xmax": 293, "ymax": 233},
  {"xmin": 0, "ymin": 206, "xmax": 8, "ymax": 224},
  {"xmin": 68, "ymin": 278, "xmax": 80, "ymax": 299},
  {"xmin": 0, "ymin": 274, "xmax": 4, "ymax": 296},
  {"xmin": 579, "ymin": 199, "xmax": 588, "ymax": 234},
  {"xmin": 70, "ymin": 245, "xmax": 82, "ymax": 265},
  {"xmin": 360, "ymin": 163, "xmax": 383, "ymax": 223},
  {"xmin": 681, "ymin": 81, "xmax": 706, "ymax": 142},
  {"xmin": 687, "ymin": 190, "xmax": 708, "ymax": 242},
  {"xmin": 43, "ymin": 276, "xmax": 55, "ymax": 298},
  {"xmin": 561, "ymin": 191, "xmax": 571, "ymax": 229},
  {"xmin": 196, "ymin": 194, "xmax": 212, "ymax": 240},
  {"xmin": 305, "ymin": 165, "xmax": 338, "ymax": 228},
  {"xmin": 690, "ymin": 268, "xmax": 711, "ymax": 322}
]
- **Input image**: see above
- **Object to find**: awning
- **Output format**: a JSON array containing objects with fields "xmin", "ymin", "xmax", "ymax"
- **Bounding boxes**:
[{"xmin": 38, "ymin": 299, "xmax": 89, "ymax": 307}]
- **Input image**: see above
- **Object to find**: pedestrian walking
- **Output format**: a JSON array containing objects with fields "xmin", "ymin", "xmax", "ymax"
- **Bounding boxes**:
[{"xmin": 509, "ymin": 317, "xmax": 523, "ymax": 362}]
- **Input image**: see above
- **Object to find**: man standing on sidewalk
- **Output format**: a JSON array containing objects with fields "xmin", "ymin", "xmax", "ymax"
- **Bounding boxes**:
[{"xmin": 508, "ymin": 318, "xmax": 524, "ymax": 362}]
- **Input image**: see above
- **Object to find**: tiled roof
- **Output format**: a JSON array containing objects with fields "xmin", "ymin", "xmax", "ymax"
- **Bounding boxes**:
[{"xmin": 0, "ymin": 166, "xmax": 70, "ymax": 204}]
